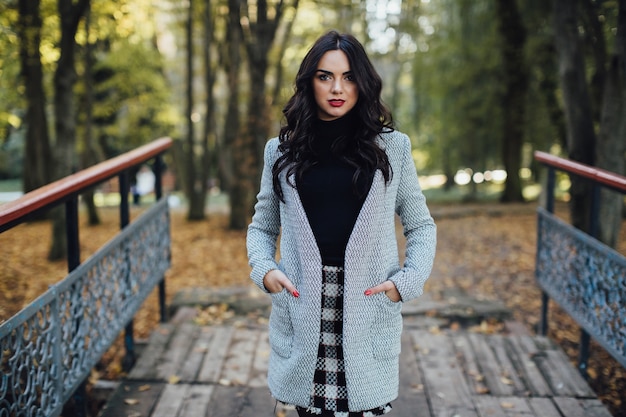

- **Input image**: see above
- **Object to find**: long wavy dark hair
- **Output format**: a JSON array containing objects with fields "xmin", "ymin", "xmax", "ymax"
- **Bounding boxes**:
[{"xmin": 272, "ymin": 30, "xmax": 394, "ymax": 201}]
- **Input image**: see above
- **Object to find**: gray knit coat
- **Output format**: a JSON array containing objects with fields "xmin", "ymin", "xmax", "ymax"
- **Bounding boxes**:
[{"xmin": 246, "ymin": 130, "xmax": 437, "ymax": 412}]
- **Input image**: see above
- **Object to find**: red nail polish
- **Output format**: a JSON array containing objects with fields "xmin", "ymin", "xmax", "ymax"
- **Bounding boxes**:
[
  {"xmin": 292, "ymin": 290, "xmax": 300, "ymax": 298},
  {"xmin": 364, "ymin": 290, "xmax": 372, "ymax": 296}
]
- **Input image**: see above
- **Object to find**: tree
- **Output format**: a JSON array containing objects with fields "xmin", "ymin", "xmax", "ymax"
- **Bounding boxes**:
[
  {"xmin": 18, "ymin": 0, "xmax": 53, "ymax": 193},
  {"xmin": 80, "ymin": 1, "xmax": 102, "ymax": 225},
  {"xmin": 225, "ymin": 0, "xmax": 246, "ymax": 229},
  {"xmin": 552, "ymin": 0, "xmax": 624, "ymax": 244},
  {"xmin": 496, "ymin": 0, "xmax": 528, "ymax": 202},
  {"xmin": 594, "ymin": 0, "xmax": 625, "ymax": 247},
  {"xmin": 219, "ymin": 0, "xmax": 242, "ymax": 203},
  {"xmin": 228, "ymin": 0, "xmax": 296, "ymax": 230},
  {"xmin": 48, "ymin": 0, "xmax": 89, "ymax": 261}
]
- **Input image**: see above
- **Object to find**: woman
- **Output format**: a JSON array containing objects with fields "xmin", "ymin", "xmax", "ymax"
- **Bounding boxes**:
[{"xmin": 247, "ymin": 31, "xmax": 436, "ymax": 417}]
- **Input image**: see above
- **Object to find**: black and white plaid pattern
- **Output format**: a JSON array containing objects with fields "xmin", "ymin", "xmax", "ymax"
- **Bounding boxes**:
[
  {"xmin": 305, "ymin": 266, "xmax": 391, "ymax": 417},
  {"xmin": 311, "ymin": 265, "xmax": 348, "ymax": 413}
]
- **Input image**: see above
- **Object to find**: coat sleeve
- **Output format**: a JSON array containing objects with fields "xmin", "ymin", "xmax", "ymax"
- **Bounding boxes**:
[
  {"xmin": 388, "ymin": 134, "xmax": 437, "ymax": 302},
  {"xmin": 246, "ymin": 138, "xmax": 281, "ymax": 292}
]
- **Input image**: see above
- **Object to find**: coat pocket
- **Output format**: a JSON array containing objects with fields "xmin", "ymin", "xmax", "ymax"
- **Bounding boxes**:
[
  {"xmin": 371, "ymin": 294, "xmax": 403, "ymax": 359},
  {"xmin": 268, "ymin": 289, "xmax": 293, "ymax": 358}
]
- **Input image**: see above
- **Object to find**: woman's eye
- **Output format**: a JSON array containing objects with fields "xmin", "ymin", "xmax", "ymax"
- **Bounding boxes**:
[
  {"xmin": 345, "ymin": 74, "xmax": 355, "ymax": 81},
  {"xmin": 319, "ymin": 74, "xmax": 330, "ymax": 81}
]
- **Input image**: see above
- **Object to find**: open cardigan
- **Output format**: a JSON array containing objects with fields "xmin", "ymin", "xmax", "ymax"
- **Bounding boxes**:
[{"xmin": 246, "ymin": 130, "xmax": 437, "ymax": 412}]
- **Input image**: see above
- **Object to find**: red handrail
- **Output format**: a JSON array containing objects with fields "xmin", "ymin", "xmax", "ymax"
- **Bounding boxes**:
[
  {"xmin": 0, "ymin": 137, "xmax": 172, "ymax": 229},
  {"xmin": 534, "ymin": 150, "xmax": 626, "ymax": 193}
]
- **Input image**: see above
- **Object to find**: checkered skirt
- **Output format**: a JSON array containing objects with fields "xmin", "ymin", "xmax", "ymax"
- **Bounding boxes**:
[{"xmin": 300, "ymin": 265, "xmax": 391, "ymax": 417}]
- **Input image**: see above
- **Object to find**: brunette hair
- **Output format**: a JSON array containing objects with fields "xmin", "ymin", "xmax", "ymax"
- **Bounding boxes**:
[{"xmin": 272, "ymin": 30, "xmax": 394, "ymax": 201}]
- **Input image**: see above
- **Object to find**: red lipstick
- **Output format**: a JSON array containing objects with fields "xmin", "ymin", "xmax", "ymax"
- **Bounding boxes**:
[{"xmin": 328, "ymin": 100, "xmax": 345, "ymax": 107}]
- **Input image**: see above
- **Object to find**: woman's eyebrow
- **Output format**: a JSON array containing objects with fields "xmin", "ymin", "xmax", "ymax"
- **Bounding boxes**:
[{"xmin": 316, "ymin": 69, "xmax": 353, "ymax": 76}]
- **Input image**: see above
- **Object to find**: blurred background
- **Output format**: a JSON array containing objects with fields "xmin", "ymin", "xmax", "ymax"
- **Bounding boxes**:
[{"xmin": 2, "ymin": 0, "xmax": 622, "ymax": 232}]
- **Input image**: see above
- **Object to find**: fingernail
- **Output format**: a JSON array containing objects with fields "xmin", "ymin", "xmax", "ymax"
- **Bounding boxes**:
[
  {"xmin": 364, "ymin": 290, "xmax": 372, "ymax": 296},
  {"xmin": 292, "ymin": 290, "xmax": 300, "ymax": 298}
]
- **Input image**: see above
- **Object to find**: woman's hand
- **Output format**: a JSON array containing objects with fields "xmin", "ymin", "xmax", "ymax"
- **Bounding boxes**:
[
  {"xmin": 263, "ymin": 269, "xmax": 299, "ymax": 297},
  {"xmin": 365, "ymin": 280, "xmax": 401, "ymax": 302}
]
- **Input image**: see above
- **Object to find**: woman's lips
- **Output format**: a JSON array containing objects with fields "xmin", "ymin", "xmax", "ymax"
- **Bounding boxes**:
[{"xmin": 328, "ymin": 100, "xmax": 345, "ymax": 107}]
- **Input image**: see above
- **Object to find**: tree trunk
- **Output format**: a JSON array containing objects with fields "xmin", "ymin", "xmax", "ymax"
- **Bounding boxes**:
[
  {"xmin": 18, "ymin": 0, "xmax": 52, "ymax": 194},
  {"xmin": 183, "ymin": 0, "xmax": 206, "ymax": 221},
  {"xmin": 228, "ymin": 0, "xmax": 291, "ymax": 230},
  {"xmin": 201, "ymin": 0, "xmax": 216, "ymax": 211},
  {"xmin": 595, "ymin": 0, "xmax": 626, "ymax": 247},
  {"xmin": 535, "ymin": 41, "xmax": 567, "ymax": 149},
  {"xmin": 552, "ymin": 0, "xmax": 596, "ymax": 233},
  {"xmin": 496, "ymin": 0, "xmax": 528, "ymax": 203},
  {"xmin": 225, "ymin": 0, "xmax": 246, "ymax": 230},
  {"xmin": 48, "ymin": 0, "xmax": 89, "ymax": 261},
  {"xmin": 271, "ymin": 1, "xmax": 298, "ymax": 107},
  {"xmin": 580, "ymin": 0, "xmax": 607, "ymax": 125},
  {"xmin": 81, "ymin": 2, "xmax": 100, "ymax": 225}
]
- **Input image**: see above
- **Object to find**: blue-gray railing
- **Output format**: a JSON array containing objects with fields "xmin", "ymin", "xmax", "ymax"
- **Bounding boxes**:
[
  {"xmin": 534, "ymin": 150, "xmax": 626, "ymax": 378},
  {"xmin": 0, "ymin": 137, "xmax": 172, "ymax": 417}
]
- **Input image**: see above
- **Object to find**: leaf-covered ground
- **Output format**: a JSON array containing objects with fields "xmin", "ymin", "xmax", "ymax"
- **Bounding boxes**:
[{"xmin": 1, "ymin": 202, "xmax": 624, "ymax": 415}]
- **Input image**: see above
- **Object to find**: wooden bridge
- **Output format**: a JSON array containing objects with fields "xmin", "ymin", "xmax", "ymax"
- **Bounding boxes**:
[{"xmin": 99, "ymin": 296, "xmax": 613, "ymax": 417}]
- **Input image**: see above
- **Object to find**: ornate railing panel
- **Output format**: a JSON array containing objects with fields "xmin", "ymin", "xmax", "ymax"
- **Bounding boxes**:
[
  {"xmin": 536, "ymin": 207, "xmax": 626, "ymax": 369},
  {"xmin": 0, "ymin": 197, "xmax": 170, "ymax": 416}
]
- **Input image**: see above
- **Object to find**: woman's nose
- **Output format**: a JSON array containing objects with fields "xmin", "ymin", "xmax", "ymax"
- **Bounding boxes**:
[{"xmin": 331, "ymin": 79, "xmax": 342, "ymax": 93}]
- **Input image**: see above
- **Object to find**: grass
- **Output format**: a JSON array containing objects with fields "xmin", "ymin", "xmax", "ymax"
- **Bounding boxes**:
[{"xmin": 0, "ymin": 179, "xmax": 21, "ymax": 192}]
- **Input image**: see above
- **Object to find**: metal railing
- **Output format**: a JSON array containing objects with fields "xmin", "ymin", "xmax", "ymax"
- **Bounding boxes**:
[
  {"xmin": 534, "ymin": 150, "xmax": 626, "ymax": 377},
  {"xmin": 0, "ymin": 137, "xmax": 172, "ymax": 417}
]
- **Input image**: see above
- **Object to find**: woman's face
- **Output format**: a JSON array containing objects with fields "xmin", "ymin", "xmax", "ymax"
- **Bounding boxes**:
[{"xmin": 312, "ymin": 50, "xmax": 359, "ymax": 121}]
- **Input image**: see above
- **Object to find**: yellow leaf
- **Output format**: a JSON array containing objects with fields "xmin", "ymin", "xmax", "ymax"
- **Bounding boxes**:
[
  {"xmin": 168, "ymin": 375, "xmax": 181, "ymax": 385},
  {"xmin": 124, "ymin": 398, "xmax": 140, "ymax": 405},
  {"xmin": 501, "ymin": 376, "xmax": 514, "ymax": 385}
]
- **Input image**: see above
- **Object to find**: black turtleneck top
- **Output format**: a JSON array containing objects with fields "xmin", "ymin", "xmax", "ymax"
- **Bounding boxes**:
[{"xmin": 297, "ymin": 115, "xmax": 373, "ymax": 266}]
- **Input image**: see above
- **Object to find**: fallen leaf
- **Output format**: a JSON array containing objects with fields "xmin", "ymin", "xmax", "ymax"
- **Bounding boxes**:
[
  {"xmin": 501, "ymin": 376, "xmax": 514, "ymax": 385},
  {"xmin": 124, "ymin": 398, "xmax": 140, "ymax": 405},
  {"xmin": 476, "ymin": 386, "xmax": 490, "ymax": 394}
]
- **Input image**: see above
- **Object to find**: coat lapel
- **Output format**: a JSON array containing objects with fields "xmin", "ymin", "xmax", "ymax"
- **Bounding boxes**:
[{"xmin": 345, "ymin": 170, "xmax": 385, "ymax": 270}]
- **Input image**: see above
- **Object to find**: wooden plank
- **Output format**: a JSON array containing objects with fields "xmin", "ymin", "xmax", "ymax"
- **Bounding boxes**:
[
  {"xmin": 197, "ymin": 326, "xmax": 234, "ymax": 383},
  {"xmin": 544, "ymin": 350, "xmax": 595, "ymax": 397},
  {"xmin": 411, "ymin": 329, "xmax": 478, "ymax": 417},
  {"xmin": 179, "ymin": 384, "xmax": 214, "ymax": 417},
  {"xmin": 506, "ymin": 335, "xmax": 553, "ymax": 397},
  {"xmin": 526, "ymin": 331, "xmax": 595, "ymax": 397},
  {"xmin": 532, "ymin": 347, "xmax": 592, "ymax": 397},
  {"xmin": 249, "ymin": 330, "xmax": 270, "ymax": 388},
  {"xmin": 394, "ymin": 332, "xmax": 432, "ymax": 416},
  {"xmin": 453, "ymin": 333, "xmax": 491, "ymax": 396},
  {"xmin": 487, "ymin": 335, "xmax": 527, "ymax": 395},
  {"xmin": 473, "ymin": 396, "xmax": 535, "ymax": 417},
  {"xmin": 206, "ymin": 385, "xmax": 248, "ymax": 417},
  {"xmin": 473, "ymin": 396, "xmax": 508, "ymax": 417},
  {"xmin": 152, "ymin": 383, "xmax": 189, "ymax": 417},
  {"xmin": 553, "ymin": 397, "xmax": 613, "ymax": 417},
  {"xmin": 527, "ymin": 397, "xmax": 565, "ymax": 417},
  {"xmin": 98, "ymin": 380, "xmax": 165, "ymax": 417},
  {"xmin": 532, "ymin": 351, "xmax": 572, "ymax": 396},
  {"xmin": 128, "ymin": 324, "xmax": 174, "ymax": 380},
  {"xmin": 156, "ymin": 322, "xmax": 199, "ymax": 380},
  {"xmin": 241, "ymin": 387, "xmax": 281, "ymax": 417},
  {"xmin": 221, "ymin": 328, "xmax": 259, "ymax": 386},
  {"xmin": 179, "ymin": 326, "xmax": 215, "ymax": 382},
  {"xmin": 468, "ymin": 332, "xmax": 514, "ymax": 396}
]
